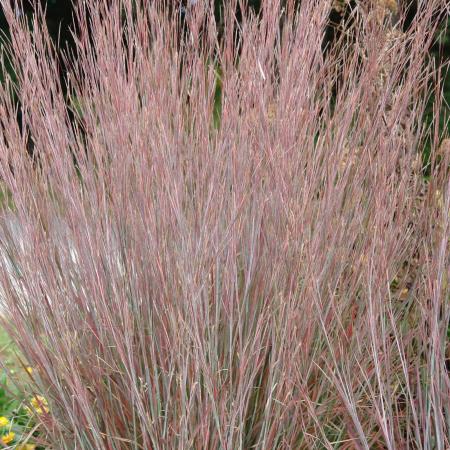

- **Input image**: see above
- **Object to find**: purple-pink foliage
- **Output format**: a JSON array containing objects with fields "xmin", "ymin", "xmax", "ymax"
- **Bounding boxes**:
[{"xmin": 0, "ymin": 0, "xmax": 448, "ymax": 448}]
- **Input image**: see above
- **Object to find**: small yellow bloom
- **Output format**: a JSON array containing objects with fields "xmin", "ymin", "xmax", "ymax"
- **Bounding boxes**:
[
  {"xmin": 17, "ymin": 444, "xmax": 36, "ymax": 450},
  {"xmin": 31, "ymin": 395, "xmax": 48, "ymax": 409},
  {"xmin": 26, "ymin": 395, "xmax": 49, "ymax": 415},
  {"xmin": 0, "ymin": 417, "xmax": 9, "ymax": 427},
  {"xmin": 1, "ymin": 431, "xmax": 15, "ymax": 445},
  {"xmin": 25, "ymin": 367, "xmax": 33, "ymax": 375}
]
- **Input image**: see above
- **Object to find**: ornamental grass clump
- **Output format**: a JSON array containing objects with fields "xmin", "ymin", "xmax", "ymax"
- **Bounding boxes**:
[{"xmin": 0, "ymin": 0, "xmax": 448, "ymax": 448}]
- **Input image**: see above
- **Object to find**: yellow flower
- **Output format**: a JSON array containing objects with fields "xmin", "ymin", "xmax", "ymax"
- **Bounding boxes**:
[
  {"xmin": 1, "ymin": 431, "xmax": 15, "ymax": 445},
  {"xmin": 25, "ymin": 367, "xmax": 33, "ymax": 375},
  {"xmin": 17, "ymin": 444, "xmax": 36, "ymax": 450},
  {"xmin": 0, "ymin": 417, "xmax": 9, "ymax": 427},
  {"xmin": 31, "ymin": 395, "xmax": 48, "ymax": 409},
  {"xmin": 26, "ymin": 395, "xmax": 49, "ymax": 415}
]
